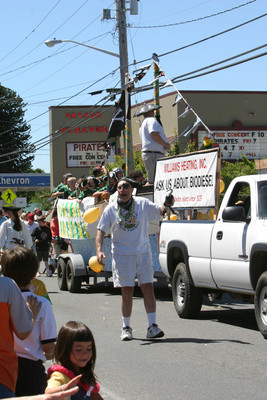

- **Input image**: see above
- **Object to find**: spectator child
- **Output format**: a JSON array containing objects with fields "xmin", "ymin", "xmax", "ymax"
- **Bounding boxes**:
[
  {"xmin": 25, "ymin": 213, "xmax": 39, "ymax": 235},
  {"xmin": 0, "ymin": 275, "xmax": 40, "ymax": 399},
  {"xmin": 46, "ymin": 321, "xmax": 104, "ymax": 400},
  {"xmin": 77, "ymin": 177, "xmax": 97, "ymax": 201},
  {"xmin": 2, "ymin": 246, "xmax": 57, "ymax": 397},
  {"xmin": 32, "ymin": 216, "xmax": 52, "ymax": 276},
  {"xmin": 50, "ymin": 208, "xmax": 61, "ymax": 258}
]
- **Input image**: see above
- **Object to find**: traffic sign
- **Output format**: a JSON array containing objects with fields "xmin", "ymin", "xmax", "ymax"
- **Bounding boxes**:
[{"xmin": 2, "ymin": 189, "xmax": 17, "ymax": 205}]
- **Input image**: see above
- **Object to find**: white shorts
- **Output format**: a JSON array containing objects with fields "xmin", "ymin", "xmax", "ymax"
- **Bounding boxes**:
[{"xmin": 112, "ymin": 252, "xmax": 154, "ymax": 288}]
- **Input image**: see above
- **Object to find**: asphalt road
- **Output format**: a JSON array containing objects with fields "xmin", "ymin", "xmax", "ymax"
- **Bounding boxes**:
[{"xmin": 42, "ymin": 274, "xmax": 267, "ymax": 400}]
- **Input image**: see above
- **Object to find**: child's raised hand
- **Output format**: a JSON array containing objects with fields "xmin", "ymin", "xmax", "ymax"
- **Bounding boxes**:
[
  {"xmin": 26, "ymin": 295, "xmax": 42, "ymax": 323},
  {"xmin": 64, "ymin": 374, "xmax": 82, "ymax": 390},
  {"xmin": 45, "ymin": 386, "xmax": 79, "ymax": 400}
]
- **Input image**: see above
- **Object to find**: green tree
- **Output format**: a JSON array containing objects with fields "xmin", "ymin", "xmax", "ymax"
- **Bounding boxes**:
[
  {"xmin": 106, "ymin": 148, "xmax": 146, "ymax": 177},
  {"xmin": 221, "ymin": 156, "xmax": 257, "ymax": 192},
  {"xmin": 18, "ymin": 169, "xmax": 51, "ymax": 211},
  {"xmin": 169, "ymin": 130, "xmax": 180, "ymax": 156},
  {"xmin": 27, "ymin": 190, "xmax": 51, "ymax": 211},
  {"xmin": 0, "ymin": 85, "xmax": 34, "ymax": 172},
  {"xmin": 184, "ymin": 139, "xmax": 198, "ymax": 153}
]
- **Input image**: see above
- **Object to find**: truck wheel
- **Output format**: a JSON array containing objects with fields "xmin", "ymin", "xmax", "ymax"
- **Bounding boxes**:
[
  {"xmin": 66, "ymin": 259, "xmax": 81, "ymax": 293},
  {"xmin": 254, "ymin": 271, "xmax": 267, "ymax": 339},
  {"xmin": 172, "ymin": 262, "xmax": 203, "ymax": 318},
  {"xmin": 57, "ymin": 258, "xmax": 68, "ymax": 291}
]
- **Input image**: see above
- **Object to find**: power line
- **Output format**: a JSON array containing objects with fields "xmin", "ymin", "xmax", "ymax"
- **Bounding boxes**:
[
  {"xmin": 0, "ymin": 66, "xmax": 120, "ymax": 138},
  {"xmin": 0, "ymin": 97, "xmax": 115, "ymax": 164},
  {"xmin": 129, "ymin": 0, "xmax": 257, "ymax": 29},
  {"xmin": 132, "ymin": 48, "xmax": 267, "ymax": 95},
  {"xmin": 128, "ymin": 12, "xmax": 267, "ymax": 68},
  {"xmin": 171, "ymin": 43, "xmax": 267, "ymax": 82},
  {"xmin": 0, "ymin": 0, "xmax": 90, "ymax": 74},
  {"xmin": 172, "ymin": 50, "xmax": 267, "ymax": 84},
  {"xmin": 0, "ymin": 0, "xmax": 62, "ymax": 64},
  {"xmin": 0, "ymin": 32, "xmax": 113, "ymax": 80}
]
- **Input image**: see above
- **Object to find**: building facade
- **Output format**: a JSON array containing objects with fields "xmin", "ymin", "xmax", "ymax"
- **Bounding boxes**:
[
  {"xmin": 49, "ymin": 105, "xmax": 114, "ymax": 188},
  {"xmin": 131, "ymin": 90, "xmax": 267, "ymax": 160},
  {"xmin": 49, "ymin": 91, "xmax": 267, "ymax": 189}
]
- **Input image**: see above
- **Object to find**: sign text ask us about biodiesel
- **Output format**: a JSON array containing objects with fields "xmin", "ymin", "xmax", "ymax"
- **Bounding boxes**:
[{"xmin": 154, "ymin": 149, "xmax": 219, "ymax": 209}]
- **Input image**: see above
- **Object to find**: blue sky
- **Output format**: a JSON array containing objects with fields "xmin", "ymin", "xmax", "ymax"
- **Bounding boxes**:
[{"xmin": 0, "ymin": 0, "xmax": 266, "ymax": 172}]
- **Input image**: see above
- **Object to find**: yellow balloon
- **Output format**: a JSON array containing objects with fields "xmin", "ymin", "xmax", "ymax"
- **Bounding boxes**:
[
  {"xmin": 220, "ymin": 179, "xmax": 225, "ymax": 193},
  {"xmin": 83, "ymin": 207, "xmax": 99, "ymax": 224},
  {"xmin": 89, "ymin": 256, "xmax": 103, "ymax": 273},
  {"xmin": 170, "ymin": 214, "xmax": 177, "ymax": 220}
]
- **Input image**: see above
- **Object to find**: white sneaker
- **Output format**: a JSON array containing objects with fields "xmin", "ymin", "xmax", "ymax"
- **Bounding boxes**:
[
  {"xmin": 146, "ymin": 324, "xmax": 164, "ymax": 339},
  {"xmin": 121, "ymin": 326, "xmax": 133, "ymax": 341}
]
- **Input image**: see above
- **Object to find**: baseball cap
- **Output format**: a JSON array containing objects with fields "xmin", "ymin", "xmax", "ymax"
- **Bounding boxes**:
[{"xmin": 27, "ymin": 213, "xmax": 35, "ymax": 221}]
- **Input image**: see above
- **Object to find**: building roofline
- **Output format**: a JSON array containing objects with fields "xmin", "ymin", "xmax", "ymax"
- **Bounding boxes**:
[{"xmin": 132, "ymin": 89, "xmax": 267, "ymax": 108}]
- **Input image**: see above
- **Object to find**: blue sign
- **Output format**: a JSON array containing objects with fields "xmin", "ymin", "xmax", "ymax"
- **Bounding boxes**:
[{"xmin": 0, "ymin": 174, "xmax": 50, "ymax": 188}]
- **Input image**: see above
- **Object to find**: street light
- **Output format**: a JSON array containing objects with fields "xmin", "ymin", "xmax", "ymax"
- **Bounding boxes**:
[
  {"xmin": 45, "ymin": 39, "xmax": 120, "ymax": 58},
  {"xmin": 45, "ymin": 34, "xmax": 133, "ymax": 173}
]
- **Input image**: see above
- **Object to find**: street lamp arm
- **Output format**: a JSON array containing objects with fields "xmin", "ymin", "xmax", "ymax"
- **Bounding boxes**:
[{"xmin": 45, "ymin": 39, "xmax": 120, "ymax": 58}]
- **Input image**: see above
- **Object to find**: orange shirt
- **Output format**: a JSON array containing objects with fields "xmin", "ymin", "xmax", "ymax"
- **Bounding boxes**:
[{"xmin": 0, "ymin": 277, "xmax": 32, "ymax": 392}]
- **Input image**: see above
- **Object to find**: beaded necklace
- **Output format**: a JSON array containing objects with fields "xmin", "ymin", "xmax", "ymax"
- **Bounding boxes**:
[{"xmin": 118, "ymin": 197, "xmax": 135, "ymax": 224}]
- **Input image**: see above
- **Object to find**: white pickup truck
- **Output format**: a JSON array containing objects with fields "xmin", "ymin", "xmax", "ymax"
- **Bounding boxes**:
[{"xmin": 158, "ymin": 174, "xmax": 267, "ymax": 338}]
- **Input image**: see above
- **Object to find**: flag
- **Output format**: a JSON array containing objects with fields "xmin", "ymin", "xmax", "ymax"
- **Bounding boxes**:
[
  {"xmin": 183, "ymin": 117, "xmax": 201, "ymax": 137},
  {"xmin": 178, "ymin": 105, "xmax": 191, "ymax": 119},
  {"xmin": 160, "ymin": 79, "xmax": 173, "ymax": 89},
  {"xmin": 106, "ymin": 90, "xmax": 130, "ymax": 144},
  {"xmin": 172, "ymin": 92, "xmax": 183, "ymax": 106},
  {"xmin": 148, "ymin": 71, "xmax": 165, "ymax": 85}
]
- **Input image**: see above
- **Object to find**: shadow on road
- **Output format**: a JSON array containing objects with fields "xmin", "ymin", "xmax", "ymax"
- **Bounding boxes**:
[
  {"xmin": 60, "ymin": 281, "xmax": 258, "ymax": 334},
  {"xmin": 78, "ymin": 281, "xmax": 172, "ymax": 301},
  {"xmin": 198, "ymin": 306, "xmax": 258, "ymax": 332},
  {"xmin": 135, "ymin": 336, "xmax": 252, "ymax": 345}
]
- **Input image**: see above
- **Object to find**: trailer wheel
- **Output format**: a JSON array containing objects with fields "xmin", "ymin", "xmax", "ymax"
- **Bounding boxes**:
[
  {"xmin": 57, "ymin": 258, "xmax": 68, "ymax": 291},
  {"xmin": 255, "ymin": 271, "xmax": 267, "ymax": 339},
  {"xmin": 172, "ymin": 262, "xmax": 203, "ymax": 318},
  {"xmin": 66, "ymin": 259, "xmax": 81, "ymax": 293}
]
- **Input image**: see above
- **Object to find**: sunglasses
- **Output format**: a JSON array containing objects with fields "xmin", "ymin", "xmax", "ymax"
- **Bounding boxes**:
[{"xmin": 117, "ymin": 183, "xmax": 130, "ymax": 190}]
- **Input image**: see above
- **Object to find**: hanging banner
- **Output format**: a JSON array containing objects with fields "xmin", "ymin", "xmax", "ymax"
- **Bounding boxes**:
[
  {"xmin": 57, "ymin": 197, "xmax": 108, "ymax": 240},
  {"xmin": 57, "ymin": 199, "xmax": 90, "ymax": 239},
  {"xmin": 154, "ymin": 149, "xmax": 219, "ymax": 208}
]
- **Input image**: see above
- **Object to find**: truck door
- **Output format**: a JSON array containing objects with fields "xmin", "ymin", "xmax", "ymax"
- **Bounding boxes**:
[{"xmin": 210, "ymin": 181, "xmax": 253, "ymax": 292}]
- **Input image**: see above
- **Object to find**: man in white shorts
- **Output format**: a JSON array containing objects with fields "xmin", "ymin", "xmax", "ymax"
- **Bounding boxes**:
[{"xmin": 96, "ymin": 177, "xmax": 169, "ymax": 341}]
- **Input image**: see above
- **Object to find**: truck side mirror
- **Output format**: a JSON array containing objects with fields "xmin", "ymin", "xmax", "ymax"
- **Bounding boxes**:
[{"xmin": 222, "ymin": 206, "xmax": 248, "ymax": 222}]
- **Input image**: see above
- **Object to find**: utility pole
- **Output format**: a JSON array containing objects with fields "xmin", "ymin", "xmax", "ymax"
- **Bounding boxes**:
[{"xmin": 115, "ymin": 0, "xmax": 133, "ymax": 174}]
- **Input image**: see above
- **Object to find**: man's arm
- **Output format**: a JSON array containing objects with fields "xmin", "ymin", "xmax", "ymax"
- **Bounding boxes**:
[
  {"xmin": 43, "ymin": 342, "xmax": 56, "ymax": 360},
  {"xmin": 150, "ymin": 131, "xmax": 170, "ymax": 149},
  {"xmin": 95, "ymin": 229, "xmax": 106, "ymax": 265}
]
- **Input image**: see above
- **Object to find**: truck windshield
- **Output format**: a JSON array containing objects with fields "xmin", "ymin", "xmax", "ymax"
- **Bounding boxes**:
[{"xmin": 258, "ymin": 181, "xmax": 267, "ymax": 218}]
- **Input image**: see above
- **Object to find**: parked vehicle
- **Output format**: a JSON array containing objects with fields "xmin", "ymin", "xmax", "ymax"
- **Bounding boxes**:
[{"xmin": 158, "ymin": 174, "xmax": 267, "ymax": 338}]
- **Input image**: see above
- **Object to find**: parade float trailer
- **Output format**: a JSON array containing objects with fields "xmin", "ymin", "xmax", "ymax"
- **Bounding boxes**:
[{"xmin": 56, "ymin": 186, "xmax": 164, "ymax": 293}]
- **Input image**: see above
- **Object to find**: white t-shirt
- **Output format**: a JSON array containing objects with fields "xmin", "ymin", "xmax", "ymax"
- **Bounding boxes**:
[
  {"xmin": 139, "ymin": 117, "xmax": 168, "ymax": 153},
  {"xmin": 0, "ymin": 219, "xmax": 33, "ymax": 250},
  {"xmin": 97, "ymin": 196, "xmax": 161, "ymax": 255},
  {"xmin": 25, "ymin": 221, "xmax": 39, "ymax": 234},
  {"xmin": 14, "ymin": 291, "xmax": 57, "ymax": 361}
]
